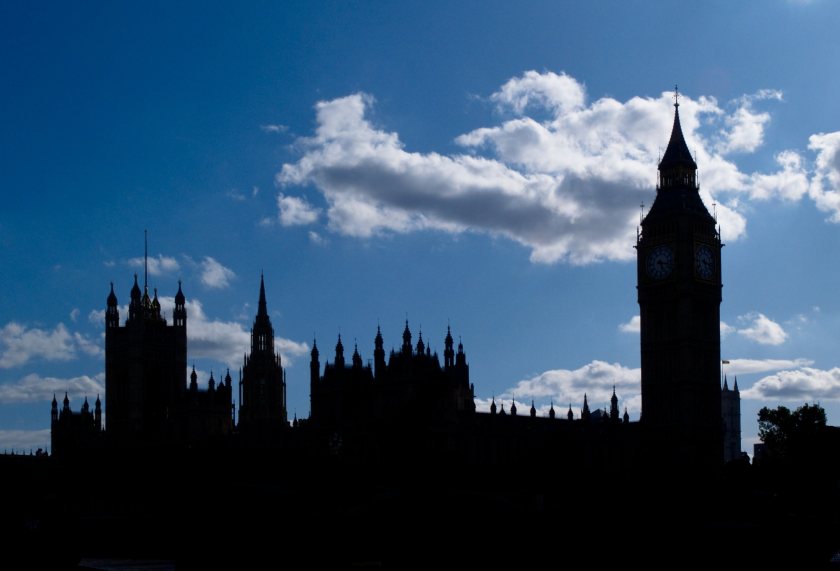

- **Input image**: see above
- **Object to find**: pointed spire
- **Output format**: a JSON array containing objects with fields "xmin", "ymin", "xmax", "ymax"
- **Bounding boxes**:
[
  {"xmin": 623, "ymin": 406, "xmax": 630, "ymax": 424},
  {"xmin": 530, "ymin": 399, "xmax": 536, "ymax": 418},
  {"xmin": 257, "ymin": 273, "xmax": 267, "ymax": 317},
  {"xmin": 510, "ymin": 397, "xmax": 517, "ymax": 416},
  {"xmin": 490, "ymin": 396, "xmax": 497, "ymax": 415},
  {"xmin": 723, "ymin": 374, "xmax": 729, "ymax": 390},
  {"xmin": 733, "ymin": 376, "xmax": 739, "ymax": 392},
  {"xmin": 549, "ymin": 400, "xmax": 556, "ymax": 419},
  {"xmin": 107, "ymin": 282, "xmax": 117, "ymax": 306},
  {"xmin": 175, "ymin": 279, "xmax": 185, "ymax": 305},
  {"xmin": 659, "ymin": 86, "xmax": 697, "ymax": 173},
  {"xmin": 567, "ymin": 403, "xmax": 574, "ymax": 421}
]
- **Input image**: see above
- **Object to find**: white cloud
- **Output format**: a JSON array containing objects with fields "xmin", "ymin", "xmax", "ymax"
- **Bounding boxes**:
[
  {"xmin": 747, "ymin": 151, "xmax": 809, "ymax": 201},
  {"xmin": 490, "ymin": 70, "xmax": 585, "ymax": 116},
  {"xmin": 278, "ymin": 193, "xmax": 320, "ymax": 226},
  {"xmin": 0, "ymin": 429, "xmax": 51, "ymax": 452},
  {"xmin": 715, "ymin": 90, "xmax": 782, "ymax": 155},
  {"xmin": 618, "ymin": 315, "xmax": 640, "ymax": 333},
  {"xmin": 69, "ymin": 308, "xmax": 80, "ymax": 322},
  {"xmin": 308, "ymin": 230, "xmax": 326, "ymax": 245},
  {"xmin": 279, "ymin": 74, "xmax": 809, "ymax": 264},
  {"xmin": 722, "ymin": 358, "xmax": 813, "ymax": 376},
  {"xmin": 127, "ymin": 254, "xmax": 180, "ymax": 277},
  {"xmin": 227, "ymin": 188, "xmax": 247, "ymax": 201},
  {"xmin": 720, "ymin": 321, "xmax": 736, "ymax": 337},
  {"xmin": 200, "ymin": 257, "xmax": 236, "ymax": 290},
  {"xmin": 808, "ymin": 131, "xmax": 840, "ymax": 221},
  {"xmin": 261, "ymin": 124, "xmax": 288, "ymax": 133},
  {"xmin": 0, "ymin": 372, "xmax": 104, "ymax": 403},
  {"xmin": 742, "ymin": 367, "xmax": 840, "ymax": 400},
  {"xmin": 737, "ymin": 312, "xmax": 788, "ymax": 345},
  {"xmin": 0, "ymin": 322, "xmax": 101, "ymax": 368},
  {"xmin": 480, "ymin": 360, "xmax": 641, "ymax": 416}
]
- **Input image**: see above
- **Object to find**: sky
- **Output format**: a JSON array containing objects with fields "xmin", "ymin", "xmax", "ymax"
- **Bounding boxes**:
[{"xmin": 3, "ymin": 0, "xmax": 840, "ymax": 454}]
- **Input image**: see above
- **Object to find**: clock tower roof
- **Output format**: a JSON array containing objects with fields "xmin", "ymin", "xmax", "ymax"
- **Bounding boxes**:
[
  {"xmin": 659, "ymin": 96, "xmax": 696, "ymax": 172},
  {"xmin": 643, "ymin": 89, "xmax": 714, "ymax": 226}
]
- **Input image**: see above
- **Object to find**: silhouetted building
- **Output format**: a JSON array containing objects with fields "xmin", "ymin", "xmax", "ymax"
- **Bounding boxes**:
[
  {"xmin": 637, "ymin": 93, "xmax": 725, "ymax": 467},
  {"xmin": 721, "ymin": 375, "xmax": 742, "ymax": 462},
  {"xmin": 50, "ymin": 392, "xmax": 102, "ymax": 456},
  {"xmin": 237, "ymin": 274, "xmax": 288, "ymax": 438},
  {"xmin": 51, "ymin": 94, "xmax": 738, "ymax": 471},
  {"xmin": 310, "ymin": 322, "xmax": 474, "ymax": 433}
]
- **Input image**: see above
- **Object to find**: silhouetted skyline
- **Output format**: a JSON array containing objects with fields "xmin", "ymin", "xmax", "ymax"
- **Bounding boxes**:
[{"xmin": 5, "ymin": 3, "xmax": 840, "ymax": 457}]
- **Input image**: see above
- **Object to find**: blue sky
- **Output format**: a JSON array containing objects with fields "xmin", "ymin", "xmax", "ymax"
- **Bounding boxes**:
[{"xmin": 3, "ymin": 1, "xmax": 840, "ymax": 453}]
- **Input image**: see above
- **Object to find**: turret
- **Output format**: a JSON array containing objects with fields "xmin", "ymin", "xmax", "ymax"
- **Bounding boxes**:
[
  {"xmin": 51, "ymin": 394, "xmax": 58, "ymax": 423},
  {"xmin": 94, "ymin": 394, "xmax": 102, "ymax": 430},
  {"xmin": 173, "ymin": 280, "xmax": 187, "ymax": 327},
  {"xmin": 373, "ymin": 326, "xmax": 385, "ymax": 379},
  {"xmin": 402, "ymin": 321, "xmax": 412, "ymax": 355},
  {"xmin": 581, "ymin": 394, "xmax": 590, "ymax": 422},
  {"xmin": 623, "ymin": 407, "xmax": 630, "ymax": 424},
  {"xmin": 530, "ymin": 400, "xmax": 537, "ymax": 418},
  {"xmin": 128, "ymin": 274, "xmax": 141, "ymax": 320},
  {"xmin": 610, "ymin": 385, "xmax": 620, "ymax": 422},
  {"xmin": 335, "ymin": 334, "xmax": 345, "ymax": 368},
  {"xmin": 208, "ymin": 371, "xmax": 216, "ymax": 393},
  {"xmin": 106, "ymin": 283, "xmax": 119, "ymax": 328},
  {"xmin": 510, "ymin": 399, "xmax": 517, "ymax": 416},
  {"xmin": 490, "ymin": 396, "xmax": 497, "ymax": 415},
  {"xmin": 416, "ymin": 330, "xmax": 425, "ymax": 355},
  {"xmin": 567, "ymin": 403, "xmax": 574, "ymax": 421},
  {"xmin": 352, "ymin": 342, "xmax": 363, "ymax": 369},
  {"xmin": 190, "ymin": 366, "xmax": 198, "ymax": 392},
  {"xmin": 82, "ymin": 396, "xmax": 90, "ymax": 414},
  {"xmin": 549, "ymin": 401, "xmax": 555, "ymax": 419},
  {"xmin": 444, "ymin": 326, "xmax": 455, "ymax": 369}
]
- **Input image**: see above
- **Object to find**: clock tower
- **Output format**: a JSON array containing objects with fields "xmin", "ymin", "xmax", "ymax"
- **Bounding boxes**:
[{"xmin": 637, "ymin": 92, "xmax": 723, "ymax": 467}]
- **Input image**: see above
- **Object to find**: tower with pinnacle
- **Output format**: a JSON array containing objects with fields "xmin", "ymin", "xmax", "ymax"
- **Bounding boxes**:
[
  {"xmin": 238, "ymin": 274, "xmax": 288, "ymax": 435},
  {"xmin": 637, "ymin": 89, "xmax": 723, "ymax": 466}
]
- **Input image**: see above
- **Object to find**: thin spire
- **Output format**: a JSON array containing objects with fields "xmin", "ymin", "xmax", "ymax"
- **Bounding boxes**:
[
  {"xmin": 257, "ymin": 273, "xmax": 267, "ymax": 317},
  {"xmin": 659, "ymin": 87, "xmax": 697, "ymax": 172}
]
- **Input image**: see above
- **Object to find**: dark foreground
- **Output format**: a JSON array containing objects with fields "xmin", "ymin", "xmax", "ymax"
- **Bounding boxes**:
[{"xmin": 3, "ymin": 451, "xmax": 839, "ymax": 569}]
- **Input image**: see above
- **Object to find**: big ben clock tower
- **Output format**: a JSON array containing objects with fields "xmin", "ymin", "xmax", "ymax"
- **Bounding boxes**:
[{"xmin": 637, "ymin": 90, "xmax": 722, "ymax": 467}]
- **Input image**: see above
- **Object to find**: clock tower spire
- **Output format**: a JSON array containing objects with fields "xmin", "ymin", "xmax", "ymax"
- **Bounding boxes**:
[{"xmin": 637, "ymin": 90, "xmax": 723, "ymax": 468}]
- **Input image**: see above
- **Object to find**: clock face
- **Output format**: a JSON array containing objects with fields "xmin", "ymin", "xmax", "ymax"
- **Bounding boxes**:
[
  {"xmin": 646, "ymin": 245, "xmax": 674, "ymax": 279},
  {"xmin": 695, "ymin": 244, "xmax": 715, "ymax": 280}
]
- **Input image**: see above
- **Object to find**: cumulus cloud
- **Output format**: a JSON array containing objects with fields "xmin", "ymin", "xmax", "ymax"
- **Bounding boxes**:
[
  {"xmin": 200, "ymin": 257, "xmax": 236, "ymax": 289},
  {"xmin": 715, "ymin": 90, "xmax": 782, "ymax": 155},
  {"xmin": 127, "ymin": 254, "xmax": 180, "ymax": 277},
  {"xmin": 0, "ymin": 429, "xmax": 51, "ymax": 452},
  {"xmin": 618, "ymin": 315, "xmax": 640, "ymax": 333},
  {"xmin": 808, "ymin": 131, "xmax": 840, "ymax": 221},
  {"xmin": 742, "ymin": 367, "xmax": 840, "ymax": 400},
  {"xmin": 0, "ymin": 322, "xmax": 101, "ymax": 368},
  {"xmin": 737, "ymin": 312, "xmax": 788, "ymax": 345},
  {"xmin": 0, "ymin": 372, "xmax": 104, "ymax": 403},
  {"xmin": 477, "ymin": 360, "xmax": 641, "ymax": 417},
  {"xmin": 278, "ymin": 193, "xmax": 321, "ymax": 226},
  {"xmin": 722, "ymin": 358, "xmax": 813, "ymax": 376},
  {"xmin": 279, "ymin": 73, "xmax": 808, "ymax": 264}
]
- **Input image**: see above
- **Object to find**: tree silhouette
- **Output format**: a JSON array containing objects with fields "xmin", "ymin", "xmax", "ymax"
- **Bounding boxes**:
[{"xmin": 758, "ymin": 403, "xmax": 827, "ymax": 467}]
